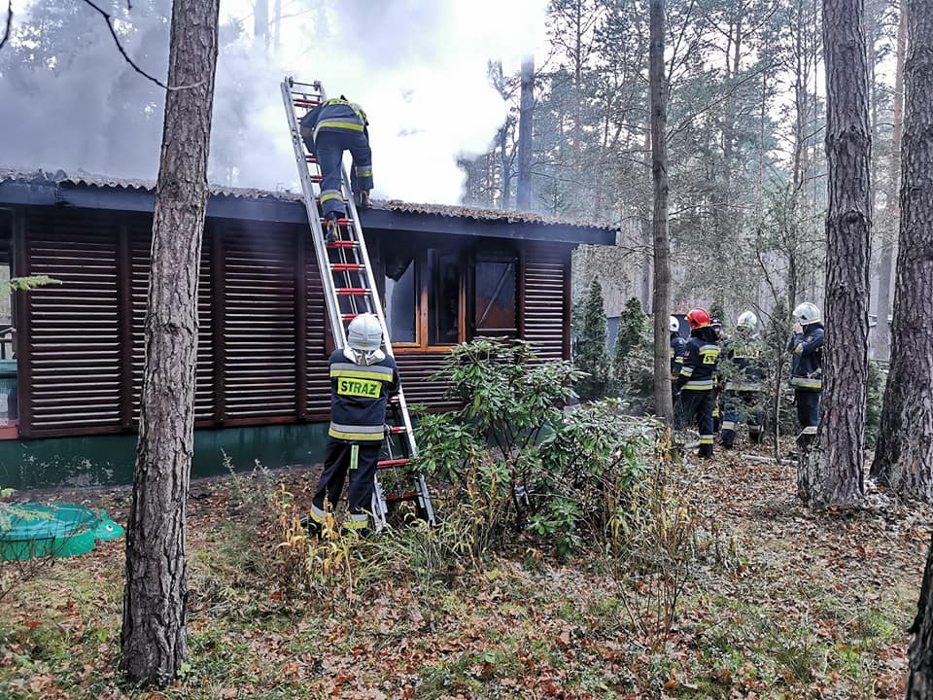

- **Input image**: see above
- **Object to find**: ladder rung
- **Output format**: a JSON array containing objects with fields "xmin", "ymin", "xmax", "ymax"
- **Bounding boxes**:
[
  {"xmin": 320, "ymin": 217, "xmax": 351, "ymax": 226},
  {"xmin": 336, "ymin": 287, "xmax": 370, "ymax": 296},
  {"xmin": 377, "ymin": 458, "xmax": 410, "ymax": 470},
  {"xmin": 294, "ymin": 98, "xmax": 320, "ymax": 108},
  {"xmin": 385, "ymin": 491, "xmax": 419, "ymax": 503},
  {"xmin": 386, "ymin": 426, "xmax": 406, "ymax": 435},
  {"xmin": 342, "ymin": 313, "xmax": 360, "ymax": 322},
  {"xmin": 332, "ymin": 263, "xmax": 364, "ymax": 273},
  {"xmin": 309, "ymin": 174, "xmax": 323, "ymax": 184},
  {"xmin": 305, "ymin": 155, "xmax": 318, "ymax": 164},
  {"xmin": 327, "ymin": 240, "xmax": 359, "ymax": 249}
]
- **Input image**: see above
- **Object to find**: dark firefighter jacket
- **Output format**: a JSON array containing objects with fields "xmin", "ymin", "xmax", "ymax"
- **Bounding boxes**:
[
  {"xmin": 328, "ymin": 348, "xmax": 399, "ymax": 443},
  {"xmin": 670, "ymin": 334, "xmax": 687, "ymax": 377},
  {"xmin": 787, "ymin": 322, "xmax": 824, "ymax": 391},
  {"xmin": 723, "ymin": 335, "xmax": 765, "ymax": 391},
  {"xmin": 299, "ymin": 97, "xmax": 369, "ymax": 155},
  {"xmin": 676, "ymin": 328, "xmax": 720, "ymax": 391}
]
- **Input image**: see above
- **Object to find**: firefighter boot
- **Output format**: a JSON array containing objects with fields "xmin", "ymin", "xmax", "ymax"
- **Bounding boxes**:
[
  {"xmin": 324, "ymin": 214, "xmax": 338, "ymax": 244},
  {"xmin": 357, "ymin": 190, "xmax": 372, "ymax": 210}
]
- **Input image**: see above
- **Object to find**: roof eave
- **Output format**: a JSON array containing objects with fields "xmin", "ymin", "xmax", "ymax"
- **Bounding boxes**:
[{"xmin": 0, "ymin": 181, "xmax": 615, "ymax": 246}]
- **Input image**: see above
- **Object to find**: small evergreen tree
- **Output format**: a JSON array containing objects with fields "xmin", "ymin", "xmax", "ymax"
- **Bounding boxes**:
[
  {"xmin": 613, "ymin": 297, "xmax": 647, "ymax": 381},
  {"xmin": 574, "ymin": 279, "xmax": 612, "ymax": 400}
]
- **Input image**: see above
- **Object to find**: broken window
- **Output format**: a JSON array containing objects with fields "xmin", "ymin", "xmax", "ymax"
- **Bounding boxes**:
[
  {"xmin": 427, "ymin": 250, "xmax": 461, "ymax": 346},
  {"xmin": 381, "ymin": 243, "xmax": 466, "ymax": 350},
  {"xmin": 385, "ymin": 257, "xmax": 417, "ymax": 344}
]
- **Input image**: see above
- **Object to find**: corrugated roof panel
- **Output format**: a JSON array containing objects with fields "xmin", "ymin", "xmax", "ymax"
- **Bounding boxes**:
[{"xmin": 0, "ymin": 167, "xmax": 618, "ymax": 233}]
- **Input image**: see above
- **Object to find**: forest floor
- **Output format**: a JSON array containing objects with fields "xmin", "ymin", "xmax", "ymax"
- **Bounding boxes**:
[{"xmin": 0, "ymin": 447, "xmax": 930, "ymax": 699}]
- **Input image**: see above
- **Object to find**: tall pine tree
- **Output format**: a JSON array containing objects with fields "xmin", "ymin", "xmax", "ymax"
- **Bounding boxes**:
[{"xmin": 575, "ymin": 279, "xmax": 612, "ymax": 401}]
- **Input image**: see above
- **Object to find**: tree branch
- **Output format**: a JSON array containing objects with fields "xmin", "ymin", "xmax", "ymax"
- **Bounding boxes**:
[
  {"xmin": 0, "ymin": 0, "xmax": 12, "ymax": 51},
  {"xmin": 78, "ymin": 0, "xmax": 167, "ymax": 88}
]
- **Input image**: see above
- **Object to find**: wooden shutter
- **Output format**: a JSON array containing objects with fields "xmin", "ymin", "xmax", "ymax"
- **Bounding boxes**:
[
  {"xmin": 522, "ymin": 245, "xmax": 571, "ymax": 361},
  {"xmin": 304, "ymin": 234, "xmax": 331, "ymax": 420},
  {"xmin": 129, "ymin": 224, "xmax": 215, "ymax": 425},
  {"xmin": 22, "ymin": 211, "xmax": 122, "ymax": 436},
  {"xmin": 222, "ymin": 223, "xmax": 298, "ymax": 420},
  {"xmin": 395, "ymin": 353, "xmax": 460, "ymax": 412}
]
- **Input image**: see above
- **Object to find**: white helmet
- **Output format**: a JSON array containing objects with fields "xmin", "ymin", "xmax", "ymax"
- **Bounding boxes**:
[
  {"xmin": 793, "ymin": 302, "xmax": 821, "ymax": 326},
  {"xmin": 737, "ymin": 310, "xmax": 758, "ymax": 330},
  {"xmin": 669, "ymin": 316, "xmax": 680, "ymax": 333},
  {"xmin": 347, "ymin": 313, "xmax": 383, "ymax": 352}
]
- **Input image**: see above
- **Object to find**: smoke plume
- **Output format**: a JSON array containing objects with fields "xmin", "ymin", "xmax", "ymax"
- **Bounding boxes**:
[{"xmin": 0, "ymin": 0, "xmax": 545, "ymax": 204}]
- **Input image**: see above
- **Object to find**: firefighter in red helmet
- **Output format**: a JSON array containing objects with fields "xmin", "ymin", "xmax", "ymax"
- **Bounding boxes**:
[{"xmin": 674, "ymin": 307, "xmax": 721, "ymax": 457}]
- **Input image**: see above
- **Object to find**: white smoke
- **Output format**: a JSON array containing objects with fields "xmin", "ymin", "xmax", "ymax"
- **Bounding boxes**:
[{"xmin": 0, "ymin": 0, "xmax": 546, "ymax": 204}]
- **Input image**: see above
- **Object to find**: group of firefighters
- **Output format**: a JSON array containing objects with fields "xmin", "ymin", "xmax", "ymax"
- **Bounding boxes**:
[
  {"xmin": 670, "ymin": 303, "xmax": 825, "ymax": 457},
  {"xmin": 297, "ymin": 92, "xmax": 828, "ymax": 532}
]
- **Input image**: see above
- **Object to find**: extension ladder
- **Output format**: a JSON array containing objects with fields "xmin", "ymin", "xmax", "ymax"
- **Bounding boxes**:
[{"xmin": 281, "ymin": 77, "xmax": 435, "ymax": 532}]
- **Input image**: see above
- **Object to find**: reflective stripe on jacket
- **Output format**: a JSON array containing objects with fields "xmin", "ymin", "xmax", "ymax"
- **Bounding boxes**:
[
  {"xmin": 676, "ymin": 334, "xmax": 720, "ymax": 392},
  {"xmin": 299, "ymin": 98, "xmax": 369, "ymax": 151},
  {"xmin": 788, "ymin": 323, "xmax": 824, "ymax": 392},
  {"xmin": 328, "ymin": 349, "xmax": 399, "ymax": 442}
]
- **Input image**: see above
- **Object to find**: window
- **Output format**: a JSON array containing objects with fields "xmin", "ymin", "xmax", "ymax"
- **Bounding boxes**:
[
  {"xmin": 474, "ymin": 259, "xmax": 516, "ymax": 335},
  {"xmin": 427, "ymin": 251, "xmax": 460, "ymax": 345},
  {"xmin": 382, "ymin": 245, "xmax": 466, "ymax": 350},
  {"xmin": 385, "ymin": 257, "xmax": 417, "ymax": 344}
]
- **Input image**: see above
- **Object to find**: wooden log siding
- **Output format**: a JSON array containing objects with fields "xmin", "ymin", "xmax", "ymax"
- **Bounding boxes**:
[{"xmin": 16, "ymin": 210, "xmax": 576, "ymax": 438}]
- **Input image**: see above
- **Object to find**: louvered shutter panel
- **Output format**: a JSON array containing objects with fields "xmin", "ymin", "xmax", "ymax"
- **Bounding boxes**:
[
  {"xmin": 129, "ymin": 225, "xmax": 215, "ymax": 424},
  {"xmin": 222, "ymin": 224, "xmax": 298, "ymax": 419},
  {"xmin": 304, "ymin": 234, "xmax": 331, "ymax": 420},
  {"xmin": 522, "ymin": 245, "xmax": 570, "ymax": 361},
  {"xmin": 23, "ymin": 211, "xmax": 122, "ymax": 435}
]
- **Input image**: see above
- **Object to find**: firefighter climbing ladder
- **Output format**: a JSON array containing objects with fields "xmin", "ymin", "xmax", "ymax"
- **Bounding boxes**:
[{"xmin": 281, "ymin": 77, "xmax": 435, "ymax": 532}]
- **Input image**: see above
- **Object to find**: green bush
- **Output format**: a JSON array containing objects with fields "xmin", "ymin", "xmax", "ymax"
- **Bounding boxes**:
[{"xmin": 415, "ymin": 338, "xmax": 652, "ymax": 558}]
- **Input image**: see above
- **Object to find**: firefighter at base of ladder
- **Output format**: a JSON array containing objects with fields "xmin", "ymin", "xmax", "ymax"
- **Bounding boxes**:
[
  {"xmin": 299, "ymin": 95, "xmax": 374, "ymax": 243},
  {"xmin": 669, "ymin": 315, "xmax": 687, "ymax": 403},
  {"xmin": 674, "ymin": 307, "xmax": 721, "ymax": 458},
  {"xmin": 308, "ymin": 314, "xmax": 398, "ymax": 534},
  {"xmin": 720, "ymin": 310, "xmax": 765, "ymax": 449},
  {"xmin": 787, "ymin": 302, "xmax": 824, "ymax": 450}
]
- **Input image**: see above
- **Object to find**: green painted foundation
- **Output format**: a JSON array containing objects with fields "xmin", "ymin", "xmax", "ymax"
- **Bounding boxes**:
[{"xmin": 0, "ymin": 422, "xmax": 330, "ymax": 491}]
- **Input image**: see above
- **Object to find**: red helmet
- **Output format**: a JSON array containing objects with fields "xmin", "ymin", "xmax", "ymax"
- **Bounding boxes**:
[{"xmin": 686, "ymin": 307, "xmax": 711, "ymax": 330}]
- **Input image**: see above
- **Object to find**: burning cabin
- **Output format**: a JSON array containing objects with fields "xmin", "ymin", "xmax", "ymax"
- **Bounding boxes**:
[{"xmin": 0, "ymin": 170, "xmax": 615, "ymax": 489}]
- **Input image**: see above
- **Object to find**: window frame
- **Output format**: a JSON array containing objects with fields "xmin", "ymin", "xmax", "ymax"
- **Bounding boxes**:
[
  {"xmin": 388, "ymin": 247, "xmax": 467, "ymax": 354},
  {"xmin": 471, "ymin": 252, "xmax": 519, "ymax": 338}
]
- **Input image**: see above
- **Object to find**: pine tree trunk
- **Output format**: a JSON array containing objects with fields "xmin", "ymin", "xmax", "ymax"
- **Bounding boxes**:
[
  {"xmin": 120, "ymin": 0, "xmax": 220, "ymax": 685},
  {"xmin": 799, "ymin": 0, "xmax": 871, "ymax": 506},
  {"xmin": 908, "ymin": 536, "xmax": 933, "ymax": 697},
  {"xmin": 873, "ymin": 4, "xmax": 906, "ymax": 365},
  {"xmin": 516, "ymin": 55, "xmax": 534, "ymax": 211},
  {"xmin": 870, "ymin": 0, "xmax": 933, "ymax": 501},
  {"xmin": 649, "ymin": 0, "xmax": 673, "ymax": 424}
]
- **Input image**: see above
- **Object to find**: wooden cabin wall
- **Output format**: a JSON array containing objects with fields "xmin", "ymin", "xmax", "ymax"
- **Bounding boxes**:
[{"xmin": 13, "ymin": 207, "xmax": 573, "ymax": 439}]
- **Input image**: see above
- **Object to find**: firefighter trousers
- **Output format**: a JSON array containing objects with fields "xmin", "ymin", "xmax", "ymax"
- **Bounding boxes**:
[
  {"xmin": 795, "ymin": 389, "xmax": 821, "ymax": 448},
  {"xmin": 721, "ymin": 391, "xmax": 763, "ymax": 448},
  {"xmin": 675, "ymin": 389, "xmax": 715, "ymax": 457},
  {"xmin": 314, "ymin": 131, "xmax": 374, "ymax": 219},
  {"xmin": 311, "ymin": 439, "xmax": 380, "ymax": 523}
]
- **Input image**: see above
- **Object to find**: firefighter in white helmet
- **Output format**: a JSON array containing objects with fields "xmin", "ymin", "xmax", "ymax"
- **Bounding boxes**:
[
  {"xmin": 787, "ymin": 302, "xmax": 824, "ymax": 449},
  {"xmin": 720, "ymin": 310, "xmax": 765, "ymax": 448},
  {"xmin": 669, "ymin": 316, "xmax": 686, "ymax": 403},
  {"xmin": 308, "ymin": 313, "xmax": 398, "ymax": 533}
]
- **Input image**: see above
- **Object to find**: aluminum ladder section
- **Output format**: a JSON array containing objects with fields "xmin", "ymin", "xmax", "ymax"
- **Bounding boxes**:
[{"xmin": 281, "ymin": 77, "xmax": 435, "ymax": 531}]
